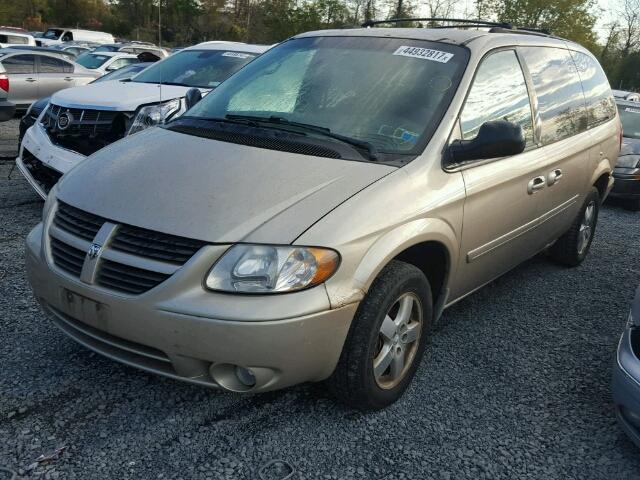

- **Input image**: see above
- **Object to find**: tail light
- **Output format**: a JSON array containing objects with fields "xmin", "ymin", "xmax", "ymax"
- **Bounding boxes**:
[{"xmin": 0, "ymin": 74, "xmax": 8, "ymax": 92}]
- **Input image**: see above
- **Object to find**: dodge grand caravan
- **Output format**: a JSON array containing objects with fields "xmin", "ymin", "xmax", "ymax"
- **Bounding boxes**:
[{"xmin": 25, "ymin": 22, "xmax": 620, "ymax": 410}]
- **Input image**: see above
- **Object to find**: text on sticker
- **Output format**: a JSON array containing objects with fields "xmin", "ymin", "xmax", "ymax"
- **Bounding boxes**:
[
  {"xmin": 393, "ymin": 46, "xmax": 454, "ymax": 63},
  {"xmin": 222, "ymin": 51, "xmax": 253, "ymax": 59},
  {"xmin": 625, "ymin": 107, "xmax": 640, "ymax": 114}
]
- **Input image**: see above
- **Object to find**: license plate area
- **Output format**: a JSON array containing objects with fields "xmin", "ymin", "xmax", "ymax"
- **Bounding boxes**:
[{"xmin": 59, "ymin": 288, "xmax": 110, "ymax": 331}]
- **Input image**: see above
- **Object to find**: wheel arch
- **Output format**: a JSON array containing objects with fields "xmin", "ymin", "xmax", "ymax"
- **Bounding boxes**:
[{"xmin": 343, "ymin": 218, "xmax": 459, "ymax": 311}]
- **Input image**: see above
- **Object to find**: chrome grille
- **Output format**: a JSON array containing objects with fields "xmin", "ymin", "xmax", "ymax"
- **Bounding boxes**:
[
  {"xmin": 48, "ymin": 202, "xmax": 205, "ymax": 295},
  {"xmin": 41, "ymin": 103, "xmax": 131, "ymax": 156},
  {"xmin": 54, "ymin": 201, "xmax": 105, "ymax": 241},
  {"xmin": 111, "ymin": 225, "xmax": 207, "ymax": 264},
  {"xmin": 50, "ymin": 237, "xmax": 85, "ymax": 277},
  {"xmin": 96, "ymin": 260, "xmax": 171, "ymax": 295}
]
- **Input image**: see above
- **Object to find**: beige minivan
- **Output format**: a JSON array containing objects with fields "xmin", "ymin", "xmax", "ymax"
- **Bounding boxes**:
[{"xmin": 25, "ymin": 22, "xmax": 620, "ymax": 409}]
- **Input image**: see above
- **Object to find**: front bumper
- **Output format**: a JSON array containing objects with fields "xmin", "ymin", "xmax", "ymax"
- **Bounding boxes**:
[
  {"xmin": 25, "ymin": 223, "xmax": 356, "ymax": 392},
  {"xmin": 0, "ymin": 99, "xmax": 15, "ymax": 122},
  {"xmin": 613, "ymin": 323, "xmax": 640, "ymax": 448},
  {"xmin": 16, "ymin": 123, "xmax": 86, "ymax": 199},
  {"xmin": 610, "ymin": 168, "xmax": 640, "ymax": 199}
]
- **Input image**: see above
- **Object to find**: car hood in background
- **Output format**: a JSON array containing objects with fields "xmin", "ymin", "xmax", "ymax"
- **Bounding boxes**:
[
  {"xmin": 57, "ymin": 128, "xmax": 395, "ymax": 244},
  {"xmin": 621, "ymin": 137, "xmax": 640, "ymax": 156},
  {"xmin": 50, "ymin": 81, "xmax": 192, "ymax": 111}
]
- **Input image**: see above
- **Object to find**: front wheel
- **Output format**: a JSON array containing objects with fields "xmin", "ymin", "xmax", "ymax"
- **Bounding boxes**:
[
  {"xmin": 549, "ymin": 187, "xmax": 600, "ymax": 266},
  {"xmin": 327, "ymin": 261, "xmax": 432, "ymax": 410}
]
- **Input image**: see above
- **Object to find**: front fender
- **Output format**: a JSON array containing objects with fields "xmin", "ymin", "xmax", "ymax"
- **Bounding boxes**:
[{"xmin": 324, "ymin": 217, "xmax": 459, "ymax": 309}]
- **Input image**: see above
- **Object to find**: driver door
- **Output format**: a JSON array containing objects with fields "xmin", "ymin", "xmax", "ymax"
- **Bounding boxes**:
[{"xmin": 451, "ymin": 49, "xmax": 550, "ymax": 299}]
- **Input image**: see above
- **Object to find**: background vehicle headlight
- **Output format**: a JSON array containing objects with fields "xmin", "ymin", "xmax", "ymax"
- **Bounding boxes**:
[
  {"xmin": 205, "ymin": 245, "xmax": 340, "ymax": 293},
  {"xmin": 617, "ymin": 155, "xmax": 640, "ymax": 168},
  {"xmin": 127, "ymin": 98, "xmax": 181, "ymax": 136}
]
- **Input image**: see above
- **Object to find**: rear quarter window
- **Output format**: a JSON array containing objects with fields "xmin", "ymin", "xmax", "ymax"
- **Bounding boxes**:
[
  {"xmin": 570, "ymin": 51, "xmax": 616, "ymax": 127},
  {"xmin": 520, "ymin": 47, "xmax": 587, "ymax": 145}
]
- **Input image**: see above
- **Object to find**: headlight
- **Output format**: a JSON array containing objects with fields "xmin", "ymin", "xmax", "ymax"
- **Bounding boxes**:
[
  {"xmin": 127, "ymin": 98, "xmax": 182, "ymax": 136},
  {"xmin": 617, "ymin": 155, "xmax": 640, "ymax": 168},
  {"xmin": 205, "ymin": 245, "xmax": 340, "ymax": 294}
]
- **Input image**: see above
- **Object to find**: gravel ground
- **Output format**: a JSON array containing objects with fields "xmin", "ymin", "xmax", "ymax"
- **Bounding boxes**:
[{"xmin": 1, "ymin": 118, "xmax": 639, "ymax": 479}]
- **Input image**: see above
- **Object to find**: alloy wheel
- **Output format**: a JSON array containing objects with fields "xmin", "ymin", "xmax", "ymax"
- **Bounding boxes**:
[
  {"xmin": 373, "ymin": 293, "xmax": 423, "ymax": 389},
  {"xmin": 577, "ymin": 200, "xmax": 596, "ymax": 255}
]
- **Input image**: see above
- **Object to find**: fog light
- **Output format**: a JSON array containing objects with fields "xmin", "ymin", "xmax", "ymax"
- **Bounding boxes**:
[{"xmin": 235, "ymin": 366, "xmax": 256, "ymax": 387}]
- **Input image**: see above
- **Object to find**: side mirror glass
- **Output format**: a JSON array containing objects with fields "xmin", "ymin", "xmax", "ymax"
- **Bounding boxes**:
[
  {"xmin": 447, "ymin": 120, "xmax": 526, "ymax": 164},
  {"xmin": 185, "ymin": 87, "xmax": 202, "ymax": 110}
]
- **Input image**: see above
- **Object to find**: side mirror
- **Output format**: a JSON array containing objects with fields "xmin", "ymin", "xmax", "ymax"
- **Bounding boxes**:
[
  {"xmin": 447, "ymin": 120, "xmax": 526, "ymax": 164},
  {"xmin": 185, "ymin": 88, "xmax": 202, "ymax": 110}
]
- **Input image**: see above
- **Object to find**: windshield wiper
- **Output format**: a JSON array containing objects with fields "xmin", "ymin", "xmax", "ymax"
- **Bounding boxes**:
[{"xmin": 225, "ymin": 114, "xmax": 379, "ymax": 161}]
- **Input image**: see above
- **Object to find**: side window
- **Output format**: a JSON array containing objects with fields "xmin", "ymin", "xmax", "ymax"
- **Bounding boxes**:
[
  {"xmin": 460, "ymin": 50, "xmax": 534, "ymax": 146},
  {"xmin": 520, "ymin": 47, "xmax": 587, "ymax": 145},
  {"xmin": 571, "ymin": 51, "xmax": 616, "ymax": 127},
  {"xmin": 2, "ymin": 55, "xmax": 36, "ymax": 74},
  {"xmin": 39, "ymin": 56, "xmax": 73, "ymax": 74},
  {"xmin": 61, "ymin": 31, "xmax": 73, "ymax": 41}
]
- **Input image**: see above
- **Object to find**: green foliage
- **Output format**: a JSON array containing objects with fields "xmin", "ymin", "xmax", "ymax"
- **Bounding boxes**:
[{"xmin": 486, "ymin": 0, "xmax": 599, "ymax": 52}]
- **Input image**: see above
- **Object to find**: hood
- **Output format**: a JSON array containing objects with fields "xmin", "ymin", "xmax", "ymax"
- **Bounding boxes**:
[
  {"xmin": 57, "ymin": 128, "xmax": 395, "ymax": 244},
  {"xmin": 621, "ymin": 137, "xmax": 640, "ymax": 156},
  {"xmin": 50, "ymin": 81, "xmax": 192, "ymax": 111}
]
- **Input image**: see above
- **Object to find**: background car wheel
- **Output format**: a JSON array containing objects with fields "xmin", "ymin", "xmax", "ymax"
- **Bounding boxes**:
[
  {"xmin": 327, "ymin": 260, "xmax": 432, "ymax": 410},
  {"xmin": 549, "ymin": 187, "xmax": 600, "ymax": 267},
  {"xmin": 623, "ymin": 197, "xmax": 640, "ymax": 212}
]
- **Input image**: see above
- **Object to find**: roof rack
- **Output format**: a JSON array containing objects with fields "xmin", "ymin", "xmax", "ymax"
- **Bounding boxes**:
[
  {"xmin": 361, "ymin": 18, "xmax": 513, "ymax": 29},
  {"xmin": 360, "ymin": 17, "xmax": 552, "ymax": 37}
]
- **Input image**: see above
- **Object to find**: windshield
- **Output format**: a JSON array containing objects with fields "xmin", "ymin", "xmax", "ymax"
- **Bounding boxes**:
[
  {"xmin": 93, "ymin": 63, "xmax": 148, "ymax": 83},
  {"xmin": 618, "ymin": 104, "xmax": 640, "ymax": 139},
  {"xmin": 94, "ymin": 45, "xmax": 119, "ymax": 52},
  {"xmin": 186, "ymin": 36, "xmax": 468, "ymax": 156},
  {"xmin": 132, "ymin": 49, "xmax": 258, "ymax": 88},
  {"xmin": 43, "ymin": 29, "xmax": 63, "ymax": 40},
  {"xmin": 76, "ymin": 53, "xmax": 110, "ymax": 69}
]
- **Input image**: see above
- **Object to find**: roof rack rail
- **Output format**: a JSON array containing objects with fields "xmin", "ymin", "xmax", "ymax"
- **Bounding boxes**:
[{"xmin": 361, "ymin": 17, "xmax": 513, "ymax": 29}]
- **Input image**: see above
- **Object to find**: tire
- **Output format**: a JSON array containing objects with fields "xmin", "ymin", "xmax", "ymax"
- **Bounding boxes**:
[
  {"xmin": 327, "ymin": 260, "xmax": 433, "ymax": 410},
  {"xmin": 549, "ymin": 187, "xmax": 600, "ymax": 267}
]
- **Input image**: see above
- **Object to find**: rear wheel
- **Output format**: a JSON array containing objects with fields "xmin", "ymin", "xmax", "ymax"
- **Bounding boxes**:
[
  {"xmin": 549, "ymin": 187, "xmax": 600, "ymax": 266},
  {"xmin": 328, "ymin": 261, "xmax": 432, "ymax": 410}
]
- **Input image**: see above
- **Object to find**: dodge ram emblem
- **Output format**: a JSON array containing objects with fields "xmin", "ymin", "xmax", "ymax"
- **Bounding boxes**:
[
  {"xmin": 87, "ymin": 243, "xmax": 102, "ymax": 260},
  {"xmin": 57, "ymin": 111, "xmax": 73, "ymax": 130}
]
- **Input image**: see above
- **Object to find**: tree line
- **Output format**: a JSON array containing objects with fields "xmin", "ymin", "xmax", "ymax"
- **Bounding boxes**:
[{"xmin": 0, "ymin": 0, "xmax": 639, "ymax": 90}]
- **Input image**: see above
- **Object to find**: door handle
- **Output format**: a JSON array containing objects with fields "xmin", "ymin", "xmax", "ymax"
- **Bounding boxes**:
[
  {"xmin": 25, "ymin": 77, "xmax": 36, "ymax": 82},
  {"xmin": 63, "ymin": 77, "xmax": 73, "ymax": 81},
  {"xmin": 527, "ymin": 176, "xmax": 546, "ymax": 194},
  {"xmin": 547, "ymin": 168, "xmax": 563, "ymax": 186}
]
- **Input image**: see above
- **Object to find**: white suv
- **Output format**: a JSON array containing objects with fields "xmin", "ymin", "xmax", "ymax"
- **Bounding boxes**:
[{"xmin": 16, "ymin": 41, "xmax": 268, "ymax": 198}]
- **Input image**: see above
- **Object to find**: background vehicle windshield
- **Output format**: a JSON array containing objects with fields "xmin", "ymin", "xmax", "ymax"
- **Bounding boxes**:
[
  {"xmin": 43, "ymin": 29, "xmax": 63, "ymax": 40},
  {"xmin": 76, "ymin": 53, "xmax": 110, "ymax": 69},
  {"xmin": 132, "ymin": 49, "xmax": 258, "ymax": 88},
  {"xmin": 618, "ymin": 103, "xmax": 640, "ymax": 139},
  {"xmin": 186, "ymin": 36, "xmax": 468, "ymax": 155},
  {"xmin": 92, "ymin": 63, "xmax": 150, "ymax": 83}
]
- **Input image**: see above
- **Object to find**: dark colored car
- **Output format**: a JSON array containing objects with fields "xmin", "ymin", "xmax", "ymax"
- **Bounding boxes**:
[
  {"xmin": 612, "ymin": 100, "xmax": 640, "ymax": 210},
  {"xmin": 613, "ymin": 286, "xmax": 640, "ymax": 448},
  {"xmin": 18, "ymin": 62, "xmax": 152, "ymax": 144}
]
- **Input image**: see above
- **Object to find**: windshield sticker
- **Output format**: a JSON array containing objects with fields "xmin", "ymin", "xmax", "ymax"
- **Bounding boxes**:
[
  {"xmin": 222, "ymin": 52, "xmax": 254, "ymax": 59},
  {"xmin": 625, "ymin": 107, "xmax": 640, "ymax": 114},
  {"xmin": 393, "ymin": 46, "xmax": 454, "ymax": 63}
]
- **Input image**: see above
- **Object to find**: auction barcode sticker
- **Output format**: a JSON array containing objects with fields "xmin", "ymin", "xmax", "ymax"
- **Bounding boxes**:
[{"xmin": 393, "ymin": 46, "xmax": 454, "ymax": 63}]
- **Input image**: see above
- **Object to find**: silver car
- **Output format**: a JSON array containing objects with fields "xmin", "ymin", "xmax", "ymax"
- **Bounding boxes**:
[
  {"xmin": 0, "ymin": 50, "xmax": 99, "ymax": 109},
  {"xmin": 26, "ymin": 23, "xmax": 620, "ymax": 409}
]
